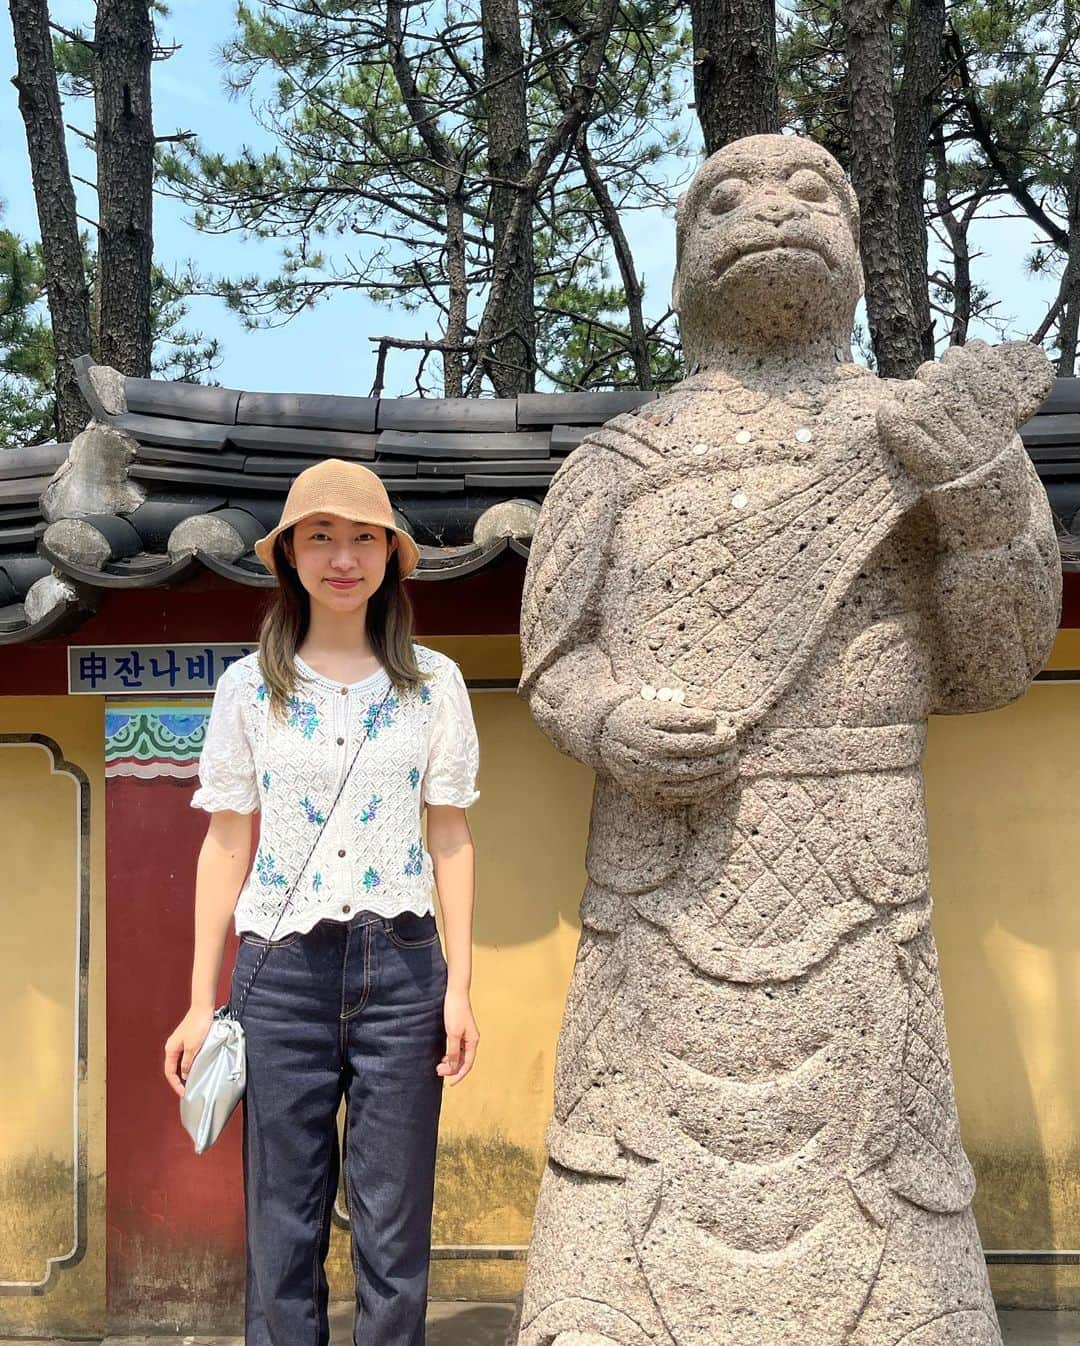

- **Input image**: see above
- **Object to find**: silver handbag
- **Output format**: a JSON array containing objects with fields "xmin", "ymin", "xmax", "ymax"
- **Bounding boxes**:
[
  {"xmin": 180, "ymin": 1009, "xmax": 246, "ymax": 1154},
  {"xmin": 180, "ymin": 682, "xmax": 394, "ymax": 1154}
]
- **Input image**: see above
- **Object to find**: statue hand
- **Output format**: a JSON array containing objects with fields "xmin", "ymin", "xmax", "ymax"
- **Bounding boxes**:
[
  {"xmin": 598, "ymin": 697, "xmax": 738, "ymax": 801},
  {"xmin": 877, "ymin": 340, "xmax": 1026, "ymax": 486}
]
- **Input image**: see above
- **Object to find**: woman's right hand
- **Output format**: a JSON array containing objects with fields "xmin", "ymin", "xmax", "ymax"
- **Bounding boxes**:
[{"xmin": 163, "ymin": 1007, "xmax": 214, "ymax": 1098}]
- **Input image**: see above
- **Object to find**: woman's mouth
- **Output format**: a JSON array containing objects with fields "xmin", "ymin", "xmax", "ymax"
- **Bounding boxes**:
[{"xmin": 325, "ymin": 578, "xmax": 361, "ymax": 590}]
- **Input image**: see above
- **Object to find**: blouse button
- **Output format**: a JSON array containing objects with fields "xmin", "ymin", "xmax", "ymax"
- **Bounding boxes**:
[
  {"xmin": 340, "ymin": 686, "xmax": 349, "ymax": 697},
  {"xmin": 338, "ymin": 849, "xmax": 346, "ymax": 858},
  {"xmin": 336, "ymin": 736, "xmax": 345, "ymax": 746},
  {"xmin": 342, "ymin": 905, "xmax": 351, "ymax": 915}
]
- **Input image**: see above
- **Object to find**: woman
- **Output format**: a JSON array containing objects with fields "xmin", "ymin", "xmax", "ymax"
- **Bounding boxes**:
[{"xmin": 163, "ymin": 458, "xmax": 481, "ymax": 1346}]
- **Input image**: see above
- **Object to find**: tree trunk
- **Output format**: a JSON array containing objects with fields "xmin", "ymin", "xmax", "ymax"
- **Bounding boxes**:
[
  {"xmin": 894, "ymin": 0, "xmax": 944, "ymax": 361},
  {"xmin": 444, "ymin": 167, "xmax": 468, "ymax": 398},
  {"xmin": 94, "ymin": 0, "xmax": 154, "ymax": 376},
  {"xmin": 842, "ymin": 0, "xmax": 923, "ymax": 377},
  {"xmin": 690, "ymin": 0, "xmax": 780, "ymax": 155},
  {"xmin": 1055, "ymin": 105, "xmax": 1080, "ymax": 376},
  {"xmin": 481, "ymin": 0, "xmax": 535, "ymax": 394},
  {"xmin": 464, "ymin": 0, "xmax": 620, "ymax": 396},
  {"xmin": 931, "ymin": 127, "xmax": 976, "ymax": 346},
  {"xmin": 8, "ymin": 0, "xmax": 92, "ymax": 440},
  {"xmin": 577, "ymin": 130, "xmax": 652, "ymax": 389}
]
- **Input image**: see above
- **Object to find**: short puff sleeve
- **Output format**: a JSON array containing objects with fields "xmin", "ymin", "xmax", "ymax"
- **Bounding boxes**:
[
  {"xmin": 190, "ymin": 666, "xmax": 260, "ymax": 813},
  {"xmin": 422, "ymin": 662, "xmax": 480, "ymax": 807}
]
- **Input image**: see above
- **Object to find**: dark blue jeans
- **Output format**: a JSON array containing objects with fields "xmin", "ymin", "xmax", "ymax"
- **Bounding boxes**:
[{"xmin": 232, "ymin": 909, "xmax": 447, "ymax": 1346}]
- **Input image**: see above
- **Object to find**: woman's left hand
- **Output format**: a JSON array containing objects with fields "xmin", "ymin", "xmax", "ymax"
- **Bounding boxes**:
[{"xmin": 438, "ymin": 988, "xmax": 479, "ymax": 1085}]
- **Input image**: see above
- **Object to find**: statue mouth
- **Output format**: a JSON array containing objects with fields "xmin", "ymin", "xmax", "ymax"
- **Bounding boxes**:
[{"xmin": 713, "ymin": 241, "xmax": 839, "ymax": 279}]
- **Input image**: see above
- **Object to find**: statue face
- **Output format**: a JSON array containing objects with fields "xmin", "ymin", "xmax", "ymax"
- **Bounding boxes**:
[{"xmin": 674, "ymin": 135, "xmax": 863, "ymax": 353}]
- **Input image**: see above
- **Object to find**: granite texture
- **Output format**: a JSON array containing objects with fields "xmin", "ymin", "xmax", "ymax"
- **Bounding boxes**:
[
  {"xmin": 41, "ymin": 420, "xmax": 145, "ymax": 521},
  {"xmin": 516, "ymin": 134, "xmax": 1062, "ymax": 1346}
]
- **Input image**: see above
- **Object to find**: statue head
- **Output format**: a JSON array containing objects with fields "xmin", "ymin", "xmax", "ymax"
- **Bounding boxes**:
[{"xmin": 673, "ymin": 134, "xmax": 863, "ymax": 365}]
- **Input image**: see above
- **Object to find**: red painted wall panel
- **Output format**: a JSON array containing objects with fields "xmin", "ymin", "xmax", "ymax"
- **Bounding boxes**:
[{"xmin": 105, "ymin": 772, "xmax": 251, "ymax": 1332}]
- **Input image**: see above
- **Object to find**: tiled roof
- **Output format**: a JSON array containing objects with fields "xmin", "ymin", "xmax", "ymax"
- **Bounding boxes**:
[{"xmin": 0, "ymin": 359, "xmax": 1078, "ymax": 645}]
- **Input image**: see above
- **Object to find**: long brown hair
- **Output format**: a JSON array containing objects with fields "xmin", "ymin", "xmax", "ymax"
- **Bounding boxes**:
[{"xmin": 258, "ymin": 528, "xmax": 428, "ymax": 718}]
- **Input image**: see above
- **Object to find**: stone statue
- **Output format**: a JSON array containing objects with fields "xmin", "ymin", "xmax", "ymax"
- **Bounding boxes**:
[{"xmin": 515, "ymin": 133, "xmax": 1061, "ymax": 1346}]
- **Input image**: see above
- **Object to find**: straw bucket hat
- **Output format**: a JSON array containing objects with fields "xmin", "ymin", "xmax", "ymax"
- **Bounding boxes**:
[{"xmin": 254, "ymin": 458, "xmax": 420, "ymax": 579}]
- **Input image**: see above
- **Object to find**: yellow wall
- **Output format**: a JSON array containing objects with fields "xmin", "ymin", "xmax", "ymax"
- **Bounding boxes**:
[
  {"xmin": 927, "ymin": 676, "xmax": 1080, "ymax": 1308},
  {"xmin": 0, "ymin": 698, "xmax": 106, "ymax": 1336}
]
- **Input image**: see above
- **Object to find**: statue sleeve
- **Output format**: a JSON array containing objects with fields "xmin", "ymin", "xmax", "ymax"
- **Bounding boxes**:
[
  {"xmin": 925, "ymin": 438, "xmax": 1062, "ymax": 715},
  {"xmin": 518, "ymin": 442, "xmax": 637, "ymax": 770}
]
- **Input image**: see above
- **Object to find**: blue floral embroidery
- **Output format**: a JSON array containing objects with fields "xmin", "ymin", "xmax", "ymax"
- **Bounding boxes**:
[
  {"xmin": 255, "ymin": 682, "xmax": 267, "ymax": 702},
  {"xmin": 419, "ymin": 682, "xmax": 432, "ymax": 705},
  {"xmin": 404, "ymin": 842, "xmax": 424, "ymax": 877},
  {"xmin": 362, "ymin": 866, "xmax": 381, "ymax": 890},
  {"xmin": 362, "ymin": 694, "xmax": 398, "ymax": 738},
  {"xmin": 407, "ymin": 766, "xmax": 420, "ymax": 789},
  {"xmin": 261, "ymin": 770, "xmax": 271, "ymax": 792},
  {"xmin": 287, "ymin": 696, "xmax": 319, "ymax": 739},
  {"xmin": 360, "ymin": 793, "xmax": 382, "ymax": 823},
  {"xmin": 255, "ymin": 850, "xmax": 287, "ymax": 890},
  {"xmin": 312, "ymin": 872, "xmax": 323, "ymax": 893},
  {"xmin": 300, "ymin": 796, "xmax": 326, "ymax": 825}
]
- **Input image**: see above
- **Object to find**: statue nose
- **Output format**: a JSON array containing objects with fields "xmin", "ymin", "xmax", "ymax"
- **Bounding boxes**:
[{"xmin": 753, "ymin": 193, "xmax": 808, "ymax": 225}]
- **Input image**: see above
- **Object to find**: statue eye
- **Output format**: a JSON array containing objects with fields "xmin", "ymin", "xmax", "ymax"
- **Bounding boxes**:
[
  {"xmin": 707, "ymin": 179, "xmax": 746, "ymax": 215},
  {"xmin": 787, "ymin": 169, "xmax": 830, "ymax": 202}
]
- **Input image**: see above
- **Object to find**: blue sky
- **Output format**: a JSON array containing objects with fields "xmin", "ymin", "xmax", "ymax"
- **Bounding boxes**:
[{"xmin": 0, "ymin": 0, "xmax": 1059, "ymax": 397}]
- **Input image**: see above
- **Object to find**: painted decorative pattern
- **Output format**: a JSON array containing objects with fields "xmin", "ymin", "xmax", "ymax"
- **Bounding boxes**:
[{"xmin": 105, "ymin": 705, "xmax": 209, "ymax": 779}]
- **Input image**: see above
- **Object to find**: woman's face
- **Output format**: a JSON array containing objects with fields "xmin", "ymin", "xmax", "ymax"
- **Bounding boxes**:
[{"xmin": 283, "ymin": 513, "xmax": 398, "ymax": 614}]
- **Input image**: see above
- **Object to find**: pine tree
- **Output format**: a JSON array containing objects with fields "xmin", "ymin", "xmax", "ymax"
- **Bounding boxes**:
[{"xmin": 158, "ymin": 0, "xmax": 688, "ymax": 395}]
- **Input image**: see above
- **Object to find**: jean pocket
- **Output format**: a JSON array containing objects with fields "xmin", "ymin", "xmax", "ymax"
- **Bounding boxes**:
[
  {"xmin": 239, "ymin": 929, "xmax": 304, "ymax": 949},
  {"xmin": 385, "ymin": 911, "xmax": 440, "ymax": 949}
]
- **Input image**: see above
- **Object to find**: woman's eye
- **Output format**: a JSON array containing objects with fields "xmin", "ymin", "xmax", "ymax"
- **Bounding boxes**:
[
  {"xmin": 787, "ymin": 170, "xmax": 830, "ymax": 202},
  {"xmin": 707, "ymin": 179, "xmax": 745, "ymax": 216}
]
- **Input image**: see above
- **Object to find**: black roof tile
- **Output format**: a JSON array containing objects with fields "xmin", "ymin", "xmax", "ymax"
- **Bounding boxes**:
[
  {"xmin": 223, "ymin": 424, "xmax": 378, "ymax": 457},
  {"xmin": 237, "ymin": 391, "xmax": 378, "ymax": 433},
  {"xmin": 0, "ymin": 444, "xmax": 68, "ymax": 480},
  {"xmin": 113, "ymin": 412, "xmax": 232, "ymax": 451},
  {"xmin": 377, "ymin": 398, "xmax": 517, "ymax": 433},
  {"xmin": 125, "ymin": 376, "xmax": 242, "ymax": 425},
  {"xmin": 0, "ymin": 475, "xmax": 55, "ymax": 507},
  {"xmin": 518, "ymin": 390, "xmax": 657, "ymax": 424}
]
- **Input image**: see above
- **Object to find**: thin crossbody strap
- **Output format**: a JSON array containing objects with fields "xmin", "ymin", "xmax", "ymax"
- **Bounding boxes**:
[{"xmin": 230, "ymin": 680, "xmax": 394, "ymax": 1020}]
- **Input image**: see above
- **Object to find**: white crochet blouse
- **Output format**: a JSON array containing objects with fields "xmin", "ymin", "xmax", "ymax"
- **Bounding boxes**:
[{"xmin": 190, "ymin": 644, "xmax": 479, "ymax": 938}]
